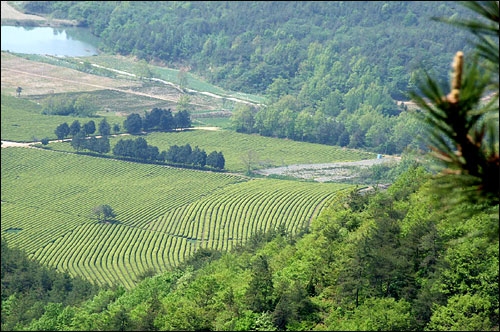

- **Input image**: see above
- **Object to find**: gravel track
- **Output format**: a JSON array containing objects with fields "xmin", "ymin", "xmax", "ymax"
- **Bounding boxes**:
[{"xmin": 256, "ymin": 156, "xmax": 400, "ymax": 182}]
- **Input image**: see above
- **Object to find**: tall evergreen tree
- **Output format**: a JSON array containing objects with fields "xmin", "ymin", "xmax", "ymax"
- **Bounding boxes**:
[
  {"xmin": 98, "ymin": 118, "xmax": 111, "ymax": 136},
  {"xmin": 54, "ymin": 122, "xmax": 70, "ymax": 140},
  {"xmin": 69, "ymin": 120, "xmax": 81, "ymax": 136},
  {"xmin": 83, "ymin": 120, "xmax": 96, "ymax": 136}
]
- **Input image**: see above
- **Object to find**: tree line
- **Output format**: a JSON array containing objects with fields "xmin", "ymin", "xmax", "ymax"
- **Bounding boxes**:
[
  {"xmin": 54, "ymin": 118, "xmax": 117, "ymax": 140},
  {"xmin": 123, "ymin": 108, "xmax": 191, "ymax": 134},
  {"xmin": 112, "ymin": 137, "xmax": 225, "ymax": 169}
]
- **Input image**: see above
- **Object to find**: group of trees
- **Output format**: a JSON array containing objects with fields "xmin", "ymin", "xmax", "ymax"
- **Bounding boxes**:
[
  {"xmin": 71, "ymin": 134, "xmax": 110, "ymax": 154},
  {"xmin": 230, "ymin": 45, "xmax": 431, "ymax": 154},
  {"xmin": 42, "ymin": 94, "xmax": 98, "ymax": 117},
  {"xmin": 123, "ymin": 109, "xmax": 191, "ymax": 134},
  {"xmin": 165, "ymin": 144, "xmax": 225, "ymax": 169},
  {"xmin": 52, "ymin": 119, "xmax": 116, "ymax": 154},
  {"xmin": 112, "ymin": 137, "xmax": 161, "ymax": 161},
  {"xmin": 54, "ymin": 118, "xmax": 116, "ymax": 140},
  {"xmin": 112, "ymin": 137, "xmax": 225, "ymax": 169}
]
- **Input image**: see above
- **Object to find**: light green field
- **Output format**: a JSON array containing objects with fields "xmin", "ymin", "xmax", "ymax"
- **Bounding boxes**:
[
  {"xmin": 1, "ymin": 94, "xmax": 123, "ymax": 141},
  {"xmin": 193, "ymin": 116, "xmax": 232, "ymax": 129},
  {"xmin": 47, "ymin": 129, "xmax": 375, "ymax": 172},
  {"xmin": 27, "ymin": 89, "xmax": 177, "ymax": 116},
  {"xmin": 2, "ymin": 148, "xmax": 350, "ymax": 289}
]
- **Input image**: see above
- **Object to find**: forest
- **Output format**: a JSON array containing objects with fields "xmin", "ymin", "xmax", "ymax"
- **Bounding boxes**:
[{"xmin": 1, "ymin": 1, "xmax": 498, "ymax": 331}]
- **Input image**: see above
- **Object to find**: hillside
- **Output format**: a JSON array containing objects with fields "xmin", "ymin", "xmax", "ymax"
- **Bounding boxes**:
[
  {"xmin": 1, "ymin": 147, "xmax": 351, "ymax": 290},
  {"xmin": 12, "ymin": 167, "xmax": 499, "ymax": 331},
  {"xmin": 26, "ymin": 2, "xmax": 472, "ymax": 97}
]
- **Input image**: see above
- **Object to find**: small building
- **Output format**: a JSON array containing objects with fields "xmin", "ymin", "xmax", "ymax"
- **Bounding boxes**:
[{"xmin": 377, "ymin": 154, "xmax": 382, "ymax": 159}]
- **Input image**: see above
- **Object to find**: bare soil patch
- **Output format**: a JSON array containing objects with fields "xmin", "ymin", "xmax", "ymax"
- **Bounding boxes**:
[
  {"xmin": 1, "ymin": 2, "xmax": 45, "ymax": 21},
  {"xmin": 1, "ymin": 2, "xmax": 76, "ymax": 26},
  {"xmin": 256, "ymin": 157, "xmax": 400, "ymax": 182},
  {"xmin": 1, "ymin": 52, "xmax": 141, "ymax": 96}
]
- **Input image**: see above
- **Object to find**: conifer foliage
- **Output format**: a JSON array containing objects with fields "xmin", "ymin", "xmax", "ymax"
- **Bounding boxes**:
[{"xmin": 410, "ymin": 1, "xmax": 499, "ymax": 206}]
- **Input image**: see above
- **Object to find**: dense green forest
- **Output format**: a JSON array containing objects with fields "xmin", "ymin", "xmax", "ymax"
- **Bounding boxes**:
[
  {"xmin": 1, "ymin": 240, "xmax": 100, "ymax": 330},
  {"xmin": 24, "ymin": 1, "xmax": 471, "ymax": 97},
  {"xmin": 22, "ymin": 1, "xmax": 476, "ymax": 153}
]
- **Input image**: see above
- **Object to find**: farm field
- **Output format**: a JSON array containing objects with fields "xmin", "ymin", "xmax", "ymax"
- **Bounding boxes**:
[
  {"xmin": 2, "ymin": 147, "xmax": 351, "ymax": 289},
  {"xmin": 1, "ymin": 52, "xmax": 140, "ymax": 96},
  {"xmin": 46, "ymin": 130, "xmax": 375, "ymax": 172},
  {"xmin": 77, "ymin": 54, "xmax": 266, "ymax": 104},
  {"xmin": 193, "ymin": 116, "xmax": 232, "ymax": 129},
  {"xmin": 0, "ymin": 94, "xmax": 123, "ymax": 141},
  {"xmin": 4, "ymin": 52, "xmax": 245, "ymax": 116}
]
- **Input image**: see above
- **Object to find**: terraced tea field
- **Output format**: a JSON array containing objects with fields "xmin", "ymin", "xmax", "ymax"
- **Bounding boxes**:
[
  {"xmin": 2, "ymin": 148, "xmax": 351, "ymax": 289},
  {"xmin": 46, "ymin": 130, "xmax": 375, "ymax": 172}
]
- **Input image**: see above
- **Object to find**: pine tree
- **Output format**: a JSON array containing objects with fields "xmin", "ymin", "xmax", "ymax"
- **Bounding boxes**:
[{"xmin": 409, "ymin": 1, "xmax": 499, "ymax": 206}]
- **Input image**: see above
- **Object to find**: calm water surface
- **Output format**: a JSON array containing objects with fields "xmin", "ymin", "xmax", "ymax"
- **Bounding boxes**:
[{"xmin": 1, "ymin": 25, "xmax": 100, "ymax": 56}]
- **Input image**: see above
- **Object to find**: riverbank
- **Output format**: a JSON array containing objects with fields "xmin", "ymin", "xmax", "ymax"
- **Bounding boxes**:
[{"xmin": 1, "ymin": 2, "xmax": 78, "ymax": 27}]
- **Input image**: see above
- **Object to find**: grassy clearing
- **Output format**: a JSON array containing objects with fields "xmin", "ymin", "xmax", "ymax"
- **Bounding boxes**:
[
  {"xmin": 0, "ymin": 94, "xmax": 123, "ymax": 141},
  {"xmin": 46, "ymin": 129, "xmax": 375, "ymax": 172},
  {"xmin": 193, "ymin": 116, "xmax": 232, "ymax": 129},
  {"xmin": 28, "ymin": 89, "xmax": 177, "ymax": 116},
  {"xmin": 2, "ymin": 147, "xmax": 350, "ymax": 289}
]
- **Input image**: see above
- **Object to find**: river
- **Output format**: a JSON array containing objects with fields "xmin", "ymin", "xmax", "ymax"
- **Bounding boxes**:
[{"xmin": 1, "ymin": 25, "xmax": 100, "ymax": 56}]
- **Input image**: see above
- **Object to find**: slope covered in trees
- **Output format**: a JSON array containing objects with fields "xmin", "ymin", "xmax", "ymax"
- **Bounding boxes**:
[
  {"xmin": 24, "ymin": 1, "xmax": 471, "ymax": 97},
  {"xmin": 1, "ymin": 240, "xmax": 100, "ymax": 330}
]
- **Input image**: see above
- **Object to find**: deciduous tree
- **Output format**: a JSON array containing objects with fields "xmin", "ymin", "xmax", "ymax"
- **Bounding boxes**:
[
  {"xmin": 92, "ymin": 205, "xmax": 116, "ymax": 223},
  {"xmin": 54, "ymin": 123, "xmax": 70, "ymax": 140}
]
